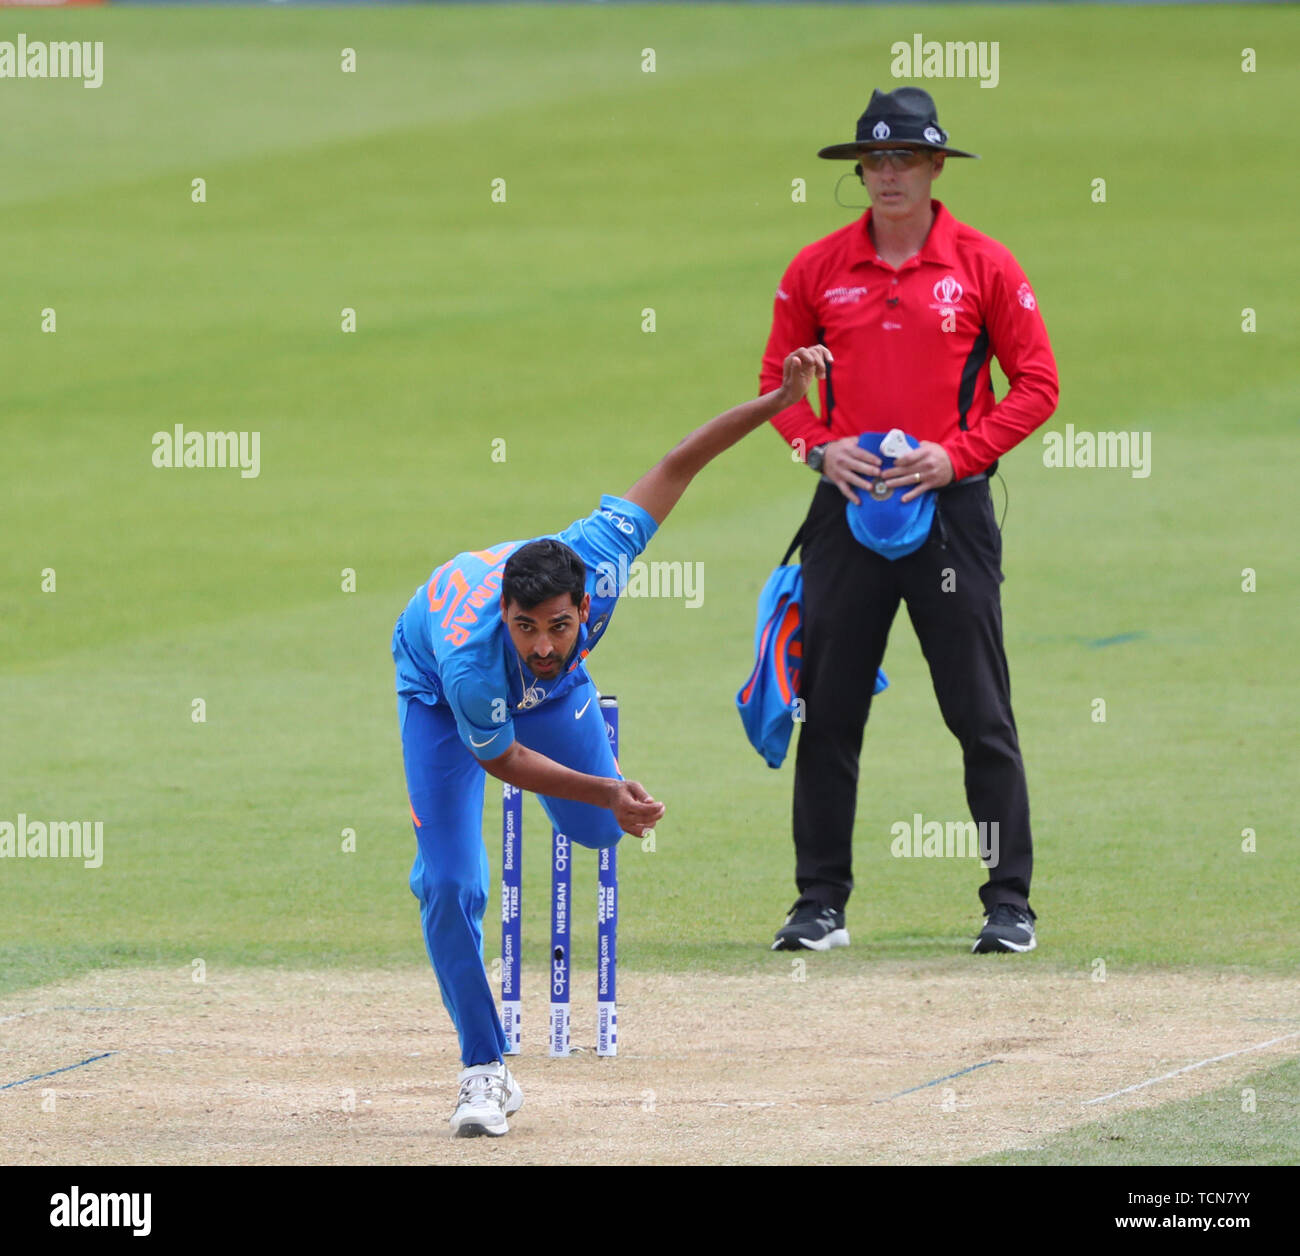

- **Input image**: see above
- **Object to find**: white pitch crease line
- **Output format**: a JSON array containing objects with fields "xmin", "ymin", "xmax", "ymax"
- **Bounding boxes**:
[
  {"xmin": 0, "ymin": 1008, "xmax": 50, "ymax": 1025},
  {"xmin": 1083, "ymin": 1030, "xmax": 1300, "ymax": 1105}
]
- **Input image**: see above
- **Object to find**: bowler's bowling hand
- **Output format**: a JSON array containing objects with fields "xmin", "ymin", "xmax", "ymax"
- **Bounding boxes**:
[
  {"xmin": 885, "ymin": 441, "xmax": 954, "ymax": 503},
  {"xmin": 776, "ymin": 346, "xmax": 833, "ymax": 408},
  {"xmin": 610, "ymin": 780, "xmax": 664, "ymax": 838}
]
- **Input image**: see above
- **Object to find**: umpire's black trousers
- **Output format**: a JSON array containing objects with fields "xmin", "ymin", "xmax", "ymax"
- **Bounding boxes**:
[{"xmin": 792, "ymin": 474, "xmax": 1034, "ymax": 917}]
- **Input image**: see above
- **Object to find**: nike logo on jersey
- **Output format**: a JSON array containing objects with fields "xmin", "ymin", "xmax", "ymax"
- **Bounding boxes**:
[
  {"xmin": 469, "ymin": 733, "xmax": 499, "ymax": 748},
  {"xmin": 575, "ymin": 697, "xmax": 593, "ymax": 719}
]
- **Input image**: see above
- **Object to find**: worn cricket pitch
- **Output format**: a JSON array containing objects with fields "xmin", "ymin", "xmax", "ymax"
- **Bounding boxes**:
[{"xmin": 2, "ymin": 964, "xmax": 1296, "ymax": 1166}]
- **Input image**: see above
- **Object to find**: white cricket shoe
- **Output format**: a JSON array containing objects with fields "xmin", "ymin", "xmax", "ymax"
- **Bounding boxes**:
[{"xmin": 449, "ymin": 1061, "xmax": 524, "ymax": 1138}]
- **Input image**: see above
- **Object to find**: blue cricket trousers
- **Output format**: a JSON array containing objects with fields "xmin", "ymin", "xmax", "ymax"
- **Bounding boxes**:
[{"xmin": 398, "ymin": 678, "xmax": 622, "ymax": 1067}]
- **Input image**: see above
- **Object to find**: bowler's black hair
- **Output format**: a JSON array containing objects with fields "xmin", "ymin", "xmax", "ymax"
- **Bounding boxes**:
[{"xmin": 501, "ymin": 539, "xmax": 586, "ymax": 612}]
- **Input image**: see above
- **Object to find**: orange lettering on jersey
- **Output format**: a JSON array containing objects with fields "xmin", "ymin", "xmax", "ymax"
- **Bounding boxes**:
[
  {"xmin": 432, "ymin": 556, "xmax": 509, "ymax": 651},
  {"xmin": 429, "ymin": 568, "xmax": 471, "ymax": 627}
]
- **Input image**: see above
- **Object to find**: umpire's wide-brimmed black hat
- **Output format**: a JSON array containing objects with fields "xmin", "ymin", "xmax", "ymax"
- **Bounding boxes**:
[{"xmin": 817, "ymin": 87, "xmax": 979, "ymax": 160}]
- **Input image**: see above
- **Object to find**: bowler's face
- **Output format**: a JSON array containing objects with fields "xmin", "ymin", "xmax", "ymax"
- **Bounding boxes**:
[
  {"xmin": 858, "ymin": 146, "xmax": 944, "ymax": 220},
  {"xmin": 500, "ymin": 591, "xmax": 590, "ymax": 680}
]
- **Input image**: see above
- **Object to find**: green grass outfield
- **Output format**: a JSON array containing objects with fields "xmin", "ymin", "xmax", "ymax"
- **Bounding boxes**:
[
  {"xmin": 2, "ymin": 0, "xmax": 1296, "ymax": 1034},
  {"xmin": 967, "ymin": 1055, "xmax": 1300, "ymax": 1166}
]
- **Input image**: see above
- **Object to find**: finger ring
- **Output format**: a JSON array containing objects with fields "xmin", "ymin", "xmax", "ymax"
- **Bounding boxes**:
[{"xmin": 914, "ymin": 472, "xmax": 921, "ymax": 483}]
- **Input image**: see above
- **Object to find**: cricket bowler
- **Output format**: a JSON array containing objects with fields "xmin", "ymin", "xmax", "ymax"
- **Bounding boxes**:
[{"xmin": 392, "ymin": 345, "xmax": 831, "ymax": 1137}]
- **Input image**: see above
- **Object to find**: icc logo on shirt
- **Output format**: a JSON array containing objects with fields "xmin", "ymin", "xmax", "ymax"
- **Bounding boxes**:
[{"xmin": 933, "ymin": 275, "xmax": 964, "ymax": 305}]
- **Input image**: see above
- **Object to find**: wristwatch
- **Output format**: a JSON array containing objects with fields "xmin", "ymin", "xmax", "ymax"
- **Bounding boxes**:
[{"xmin": 806, "ymin": 443, "xmax": 829, "ymax": 473}]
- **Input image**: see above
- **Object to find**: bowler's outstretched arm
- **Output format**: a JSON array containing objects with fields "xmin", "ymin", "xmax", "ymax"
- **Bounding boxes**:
[
  {"xmin": 477, "ymin": 348, "xmax": 828, "ymax": 830},
  {"xmin": 622, "ymin": 346, "xmax": 832, "ymax": 526}
]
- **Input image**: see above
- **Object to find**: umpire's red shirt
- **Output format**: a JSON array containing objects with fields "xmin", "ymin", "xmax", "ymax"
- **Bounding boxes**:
[{"xmin": 760, "ymin": 199, "xmax": 1058, "ymax": 481}]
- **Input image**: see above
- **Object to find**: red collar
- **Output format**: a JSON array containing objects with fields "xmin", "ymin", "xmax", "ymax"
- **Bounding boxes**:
[{"xmin": 853, "ymin": 199, "xmax": 958, "ymax": 270}]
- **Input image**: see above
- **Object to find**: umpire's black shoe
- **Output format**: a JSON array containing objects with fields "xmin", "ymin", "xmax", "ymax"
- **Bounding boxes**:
[
  {"xmin": 972, "ymin": 903, "xmax": 1036, "ymax": 954},
  {"xmin": 771, "ymin": 900, "xmax": 849, "ymax": 952}
]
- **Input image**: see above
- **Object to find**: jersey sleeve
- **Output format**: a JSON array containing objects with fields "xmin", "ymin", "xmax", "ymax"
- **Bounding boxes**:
[
  {"xmin": 440, "ymin": 655, "xmax": 516, "ymax": 761},
  {"xmin": 760, "ymin": 252, "xmax": 828, "ymax": 452},
  {"xmin": 556, "ymin": 494, "xmax": 658, "ymax": 573},
  {"xmin": 943, "ymin": 248, "xmax": 1059, "ymax": 480}
]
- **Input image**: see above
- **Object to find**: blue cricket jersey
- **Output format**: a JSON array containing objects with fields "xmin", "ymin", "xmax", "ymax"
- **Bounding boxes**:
[{"xmin": 394, "ymin": 493, "xmax": 657, "ymax": 760}]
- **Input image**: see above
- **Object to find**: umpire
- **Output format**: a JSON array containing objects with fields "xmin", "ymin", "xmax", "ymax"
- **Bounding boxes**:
[{"xmin": 762, "ymin": 88, "xmax": 1059, "ymax": 955}]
